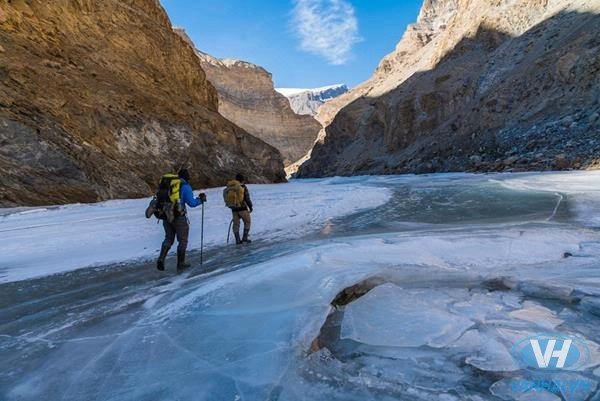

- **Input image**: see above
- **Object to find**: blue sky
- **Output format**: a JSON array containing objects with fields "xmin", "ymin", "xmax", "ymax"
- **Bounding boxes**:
[{"xmin": 160, "ymin": 0, "xmax": 423, "ymax": 89}]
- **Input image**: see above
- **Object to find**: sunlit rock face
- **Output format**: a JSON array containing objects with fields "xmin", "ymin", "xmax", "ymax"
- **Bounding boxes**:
[
  {"xmin": 175, "ymin": 29, "xmax": 322, "ymax": 167},
  {"xmin": 0, "ymin": 1, "xmax": 285, "ymax": 207},
  {"xmin": 298, "ymin": 0, "xmax": 600, "ymax": 177}
]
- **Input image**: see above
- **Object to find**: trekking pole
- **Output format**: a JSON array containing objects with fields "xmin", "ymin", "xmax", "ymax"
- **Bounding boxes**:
[
  {"xmin": 226, "ymin": 219, "xmax": 233, "ymax": 244},
  {"xmin": 200, "ymin": 202, "xmax": 205, "ymax": 265}
]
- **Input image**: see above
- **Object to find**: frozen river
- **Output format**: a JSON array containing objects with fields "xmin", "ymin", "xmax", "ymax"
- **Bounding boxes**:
[{"xmin": 1, "ymin": 172, "xmax": 600, "ymax": 401}]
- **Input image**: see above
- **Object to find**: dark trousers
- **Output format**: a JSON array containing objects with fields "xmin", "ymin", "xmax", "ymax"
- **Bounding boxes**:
[{"xmin": 162, "ymin": 216, "xmax": 189, "ymax": 253}]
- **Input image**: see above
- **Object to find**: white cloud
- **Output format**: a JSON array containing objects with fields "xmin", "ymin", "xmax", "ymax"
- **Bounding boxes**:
[{"xmin": 292, "ymin": 0, "xmax": 361, "ymax": 65}]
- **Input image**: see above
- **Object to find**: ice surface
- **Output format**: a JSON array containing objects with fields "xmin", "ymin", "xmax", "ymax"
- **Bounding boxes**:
[
  {"xmin": 552, "ymin": 373, "xmax": 598, "ymax": 401},
  {"xmin": 340, "ymin": 283, "xmax": 473, "ymax": 348},
  {"xmin": 3, "ymin": 172, "xmax": 600, "ymax": 400},
  {"xmin": 498, "ymin": 171, "xmax": 600, "ymax": 195},
  {"xmin": 451, "ymin": 329, "xmax": 519, "ymax": 372},
  {"xmin": 352, "ymin": 352, "xmax": 466, "ymax": 392},
  {"xmin": 490, "ymin": 378, "xmax": 562, "ymax": 401},
  {"xmin": 502, "ymin": 293, "xmax": 523, "ymax": 308},
  {"xmin": 451, "ymin": 291, "xmax": 512, "ymax": 323},
  {"xmin": 509, "ymin": 301, "xmax": 564, "ymax": 329},
  {"xmin": 499, "ymin": 171, "xmax": 600, "ymax": 228},
  {"xmin": 0, "ymin": 179, "xmax": 390, "ymax": 283}
]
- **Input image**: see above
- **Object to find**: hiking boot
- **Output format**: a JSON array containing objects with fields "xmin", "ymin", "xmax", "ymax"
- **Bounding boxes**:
[
  {"xmin": 177, "ymin": 250, "xmax": 191, "ymax": 272},
  {"xmin": 234, "ymin": 231, "xmax": 242, "ymax": 245},
  {"xmin": 242, "ymin": 230, "xmax": 252, "ymax": 244},
  {"xmin": 157, "ymin": 245, "xmax": 169, "ymax": 271}
]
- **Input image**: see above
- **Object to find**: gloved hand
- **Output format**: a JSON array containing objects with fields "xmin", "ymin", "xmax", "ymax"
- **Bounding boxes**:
[
  {"xmin": 249, "ymin": 207, "xmax": 253, "ymax": 213},
  {"xmin": 199, "ymin": 193, "xmax": 207, "ymax": 203}
]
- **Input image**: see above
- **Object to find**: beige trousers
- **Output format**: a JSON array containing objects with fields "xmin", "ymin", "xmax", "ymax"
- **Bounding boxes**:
[{"xmin": 232, "ymin": 210, "xmax": 251, "ymax": 233}]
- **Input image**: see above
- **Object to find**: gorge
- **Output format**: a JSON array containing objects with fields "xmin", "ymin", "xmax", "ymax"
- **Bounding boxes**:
[
  {"xmin": 298, "ymin": 0, "xmax": 600, "ymax": 177},
  {"xmin": 174, "ymin": 28, "xmax": 323, "ymax": 168},
  {"xmin": 0, "ymin": 0, "xmax": 285, "ymax": 207}
]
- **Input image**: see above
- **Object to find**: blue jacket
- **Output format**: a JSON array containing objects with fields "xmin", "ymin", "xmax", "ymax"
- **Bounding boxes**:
[{"xmin": 180, "ymin": 180, "xmax": 203, "ymax": 208}]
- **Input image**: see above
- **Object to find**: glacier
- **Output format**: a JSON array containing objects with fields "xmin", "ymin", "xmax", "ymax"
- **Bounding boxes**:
[{"xmin": 1, "ymin": 172, "xmax": 600, "ymax": 401}]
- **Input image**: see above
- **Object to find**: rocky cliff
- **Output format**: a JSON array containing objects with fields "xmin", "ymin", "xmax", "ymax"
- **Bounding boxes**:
[
  {"xmin": 175, "ymin": 29, "xmax": 321, "ymax": 167},
  {"xmin": 276, "ymin": 84, "xmax": 349, "ymax": 116},
  {"xmin": 0, "ymin": 0, "xmax": 285, "ymax": 207},
  {"xmin": 298, "ymin": 0, "xmax": 600, "ymax": 177}
]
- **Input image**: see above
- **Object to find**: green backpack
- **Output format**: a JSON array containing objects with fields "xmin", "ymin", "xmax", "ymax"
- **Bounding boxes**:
[{"xmin": 146, "ymin": 173, "xmax": 182, "ymax": 222}]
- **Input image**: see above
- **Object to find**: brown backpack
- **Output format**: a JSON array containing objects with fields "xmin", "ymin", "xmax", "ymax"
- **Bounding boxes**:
[{"xmin": 223, "ymin": 180, "xmax": 244, "ymax": 209}]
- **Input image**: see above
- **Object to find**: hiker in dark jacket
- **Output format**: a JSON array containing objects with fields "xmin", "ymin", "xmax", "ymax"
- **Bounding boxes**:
[
  {"xmin": 157, "ymin": 169, "xmax": 206, "ymax": 272},
  {"xmin": 231, "ymin": 173, "xmax": 253, "ymax": 244}
]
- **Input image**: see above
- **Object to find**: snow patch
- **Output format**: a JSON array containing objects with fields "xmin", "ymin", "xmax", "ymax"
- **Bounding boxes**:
[{"xmin": 0, "ymin": 179, "xmax": 390, "ymax": 283}]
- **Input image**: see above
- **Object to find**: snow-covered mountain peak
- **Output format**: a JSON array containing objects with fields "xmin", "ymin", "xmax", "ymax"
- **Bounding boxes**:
[
  {"xmin": 276, "ymin": 84, "xmax": 348, "ymax": 97},
  {"xmin": 275, "ymin": 84, "xmax": 349, "ymax": 116}
]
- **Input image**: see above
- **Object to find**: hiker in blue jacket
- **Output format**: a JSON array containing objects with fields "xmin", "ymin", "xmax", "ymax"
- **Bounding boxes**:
[{"xmin": 157, "ymin": 169, "xmax": 207, "ymax": 272}]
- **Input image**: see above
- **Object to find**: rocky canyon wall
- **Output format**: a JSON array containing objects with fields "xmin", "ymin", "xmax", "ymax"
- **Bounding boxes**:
[
  {"xmin": 298, "ymin": 0, "xmax": 600, "ymax": 177},
  {"xmin": 175, "ymin": 29, "xmax": 322, "ymax": 167},
  {"xmin": 0, "ymin": 0, "xmax": 285, "ymax": 207}
]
